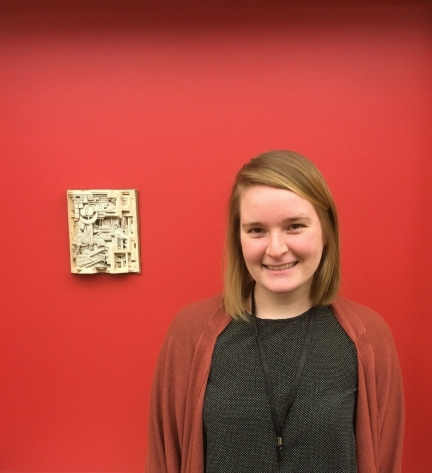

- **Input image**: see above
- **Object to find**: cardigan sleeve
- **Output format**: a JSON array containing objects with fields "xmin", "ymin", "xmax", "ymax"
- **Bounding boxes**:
[
  {"xmin": 375, "ymin": 329, "xmax": 405, "ymax": 473},
  {"xmin": 144, "ymin": 296, "xmax": 224, "ymax": 473},
  {"xmin": 357, "ymin": 302, "xmax": 405, "ymax": 473},
  {"xmin": 145, "ymin": 308, "xmax": 203, "ymax": 473},
  {"xmin": 331, "ymin": 297, "xmax": 404, "ymax": 473},
  {"xmin": 145, "ymin": 325, "xmax": 186, "ymax": 473}
]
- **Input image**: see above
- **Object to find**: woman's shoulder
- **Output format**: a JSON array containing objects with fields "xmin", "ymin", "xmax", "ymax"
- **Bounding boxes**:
[
  {"xmin": 153, "ymin": 295, "xmax": 230, "ymax": 383},
  {"xmin": 166, "ymin": 293, "xmax": 230, "ymax": 343},
  {"xmin": 331, "ymin": 296, "xmax": 396, "ymax": 346}
]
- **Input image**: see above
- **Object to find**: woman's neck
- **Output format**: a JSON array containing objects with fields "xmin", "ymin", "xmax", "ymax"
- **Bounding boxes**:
[{"xmin": 253, "ymin": 287, "xmax": 313, "ymax": 319}]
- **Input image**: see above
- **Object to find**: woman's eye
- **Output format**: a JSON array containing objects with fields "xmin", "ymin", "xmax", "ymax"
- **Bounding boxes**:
[
  {"xmin": 288, "ymin": 223, "xmax": 304, "ymax": 231},
  {"xmin": 248, "ymin": 228, "xmax": 264, "ymax": 234}
]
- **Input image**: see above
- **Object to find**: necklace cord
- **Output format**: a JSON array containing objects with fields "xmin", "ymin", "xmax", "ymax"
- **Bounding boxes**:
[{"xmin": 251, "ymin": 291, "xmax": 316, "ymax": 463}]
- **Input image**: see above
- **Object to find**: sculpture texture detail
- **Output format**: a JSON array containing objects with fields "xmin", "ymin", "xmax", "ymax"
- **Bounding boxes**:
[{"xmin": 67, "ymin": 190, "xmax": 140, "ymax": 274}]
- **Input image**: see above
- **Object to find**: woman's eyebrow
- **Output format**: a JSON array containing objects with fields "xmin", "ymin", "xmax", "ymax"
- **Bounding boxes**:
[
  {"xmin": 283, "ymin": 216, "xmax": 312, "ymax": 223},
  {"xmin": 241, "ymin": 216, "xmax": 312, "ymax": 229},
  {"xmin": 241, "ymin": 221, "xmax": 263, "ymax": 229}
]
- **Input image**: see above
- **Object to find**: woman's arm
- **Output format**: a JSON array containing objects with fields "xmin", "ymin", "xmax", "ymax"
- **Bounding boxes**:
[{"xmin": 376, "ymin": 331, "xmax": 404, "ymax": 473}]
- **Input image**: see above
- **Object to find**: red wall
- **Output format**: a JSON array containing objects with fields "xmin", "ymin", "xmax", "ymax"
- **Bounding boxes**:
[{"xmin": 0, "ymin": 1, "xmax": 431, "ymax": 471}]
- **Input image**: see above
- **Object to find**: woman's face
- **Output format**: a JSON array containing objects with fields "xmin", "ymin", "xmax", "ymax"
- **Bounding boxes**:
[{"xmin": 239, "ymin": 185, "xmax": 324, "ymax": 305}]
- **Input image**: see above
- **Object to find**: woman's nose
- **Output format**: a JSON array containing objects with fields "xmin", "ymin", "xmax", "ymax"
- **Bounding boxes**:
[{"xmin": 266, "ymin": 233, "xmax": 288, "ymax": 258}]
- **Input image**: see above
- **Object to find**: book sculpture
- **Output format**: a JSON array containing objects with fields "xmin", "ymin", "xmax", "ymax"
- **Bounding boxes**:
[{"xmin": 67, "ymin": 190, "xmax": 140, "ymax": 274}]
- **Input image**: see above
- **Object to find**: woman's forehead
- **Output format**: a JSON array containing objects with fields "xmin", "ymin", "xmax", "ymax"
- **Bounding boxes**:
[{"xmin": 239, "ymin": 185, "xmax": 319, "ymax": 222}]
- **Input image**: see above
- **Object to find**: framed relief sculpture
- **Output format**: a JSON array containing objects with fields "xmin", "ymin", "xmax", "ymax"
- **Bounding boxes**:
[{"xmin": 67, "ymin": 190, "xmax": 140, "ymax": 274}]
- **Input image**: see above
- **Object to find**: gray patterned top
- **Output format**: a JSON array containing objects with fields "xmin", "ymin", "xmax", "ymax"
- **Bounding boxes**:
[{"xmin": 203, "ymin": 305, "xmax": 358, "ymax": 473}]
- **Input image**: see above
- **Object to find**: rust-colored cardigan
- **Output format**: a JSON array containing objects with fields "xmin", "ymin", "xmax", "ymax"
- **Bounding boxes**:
[{"xmin": 145, "ymin": 295, "xmax": 404, "ymax": 473}]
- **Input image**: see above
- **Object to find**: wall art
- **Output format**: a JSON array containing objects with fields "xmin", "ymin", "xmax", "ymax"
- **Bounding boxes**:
[{"xmin": 67, "ymin": 189, "xmax": 140, "ymax": 274}]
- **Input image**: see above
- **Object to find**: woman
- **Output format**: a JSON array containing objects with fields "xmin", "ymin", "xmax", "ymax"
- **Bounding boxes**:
[{"xmin": 145, "ymin": 150, "xmax": 404, "ymax": 473}]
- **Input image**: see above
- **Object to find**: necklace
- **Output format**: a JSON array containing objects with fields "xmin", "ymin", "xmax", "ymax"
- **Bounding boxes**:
[{"xmin": 251, "ymin": 291, "xmax": 316, "ymax": 464}]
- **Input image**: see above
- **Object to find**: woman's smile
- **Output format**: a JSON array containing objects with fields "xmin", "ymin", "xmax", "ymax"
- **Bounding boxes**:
[{"xmin": 263, "ymin": 262, "xmax": 298, "ymax": 271}]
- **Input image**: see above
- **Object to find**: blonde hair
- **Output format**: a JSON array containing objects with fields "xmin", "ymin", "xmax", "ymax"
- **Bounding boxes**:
[{"xmin": 223, "ymin": 150, "xmax": 340, "ymax": 320}]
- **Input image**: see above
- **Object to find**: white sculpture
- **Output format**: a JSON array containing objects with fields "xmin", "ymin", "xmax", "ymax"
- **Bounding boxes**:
[{"xmin": 67, "ymin": 190, "xmax": 140, "ymax": 274}]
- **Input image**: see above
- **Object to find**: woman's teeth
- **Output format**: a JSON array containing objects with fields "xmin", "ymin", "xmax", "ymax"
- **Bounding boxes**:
[{"xmin": 265, "ymin": 262, "xmax": 297, "ymax": 271}]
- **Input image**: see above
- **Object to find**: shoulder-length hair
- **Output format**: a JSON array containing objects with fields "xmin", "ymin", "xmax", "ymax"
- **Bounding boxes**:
[{"xmin": 223, "ymin": 150, "xmax": 340, "ymax": 321}]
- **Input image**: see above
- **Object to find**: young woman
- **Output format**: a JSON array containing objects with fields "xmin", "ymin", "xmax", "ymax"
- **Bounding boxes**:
[{"xmin": 145, "ymin": 150, "xmax": 404, "ymax": 473}]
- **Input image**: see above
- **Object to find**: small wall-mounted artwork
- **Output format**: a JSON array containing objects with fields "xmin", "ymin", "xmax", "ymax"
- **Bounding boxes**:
[{"xmin": 67, "ymin": 189, "xmax": 140, "ymax": 274}]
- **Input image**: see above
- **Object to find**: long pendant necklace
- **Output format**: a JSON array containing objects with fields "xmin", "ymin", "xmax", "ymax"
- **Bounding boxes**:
[{"xmin": 251, "ymin": 291, "xmax": 316, "ymax": 465}]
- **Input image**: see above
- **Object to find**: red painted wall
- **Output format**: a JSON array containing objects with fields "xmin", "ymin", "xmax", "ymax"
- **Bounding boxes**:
[{"xmin": 0, "ymin": 1, "xmax": 431, "ymax": 471}]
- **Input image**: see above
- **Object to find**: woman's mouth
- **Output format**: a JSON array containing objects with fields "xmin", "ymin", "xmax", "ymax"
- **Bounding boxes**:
[{"xmin": 263, "ymin": 262, "xmax": 298, "ymax": 271}]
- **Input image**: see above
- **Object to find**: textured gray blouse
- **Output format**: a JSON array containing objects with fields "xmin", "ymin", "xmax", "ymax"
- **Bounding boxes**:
[{"xmin": 203, "ymin": 305, "xmax": 358, "ymax": 473}]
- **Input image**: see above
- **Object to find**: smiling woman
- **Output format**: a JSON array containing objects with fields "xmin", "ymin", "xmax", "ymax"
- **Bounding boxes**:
[
  {"xmin": 145, "ymin": 150, "xmax": 404, "ymax": 473},
  {"xmin": 224, "ymin": 150, "xmax": 340, "ymax": 321},
  {"xmin": 239, "ymin": 185, "xmax": 324, "ymax": 318}
]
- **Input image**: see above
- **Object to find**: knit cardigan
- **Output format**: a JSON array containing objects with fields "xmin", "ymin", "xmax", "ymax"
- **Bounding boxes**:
[{"xmin": 145, "ymin": 295, "xmax": 404, "ymax": 473}]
